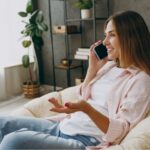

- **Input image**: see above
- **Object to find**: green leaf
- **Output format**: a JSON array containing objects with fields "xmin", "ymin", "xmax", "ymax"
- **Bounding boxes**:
[
  {"xmin": 37, "ymin": 22, "xmax": 48, "ymax": 31},
  {"xmin": 22, "ymin": 40, "xmax": 32, "ymax": 48},
  {"xmin": 21, "ymin": 30, "xmax": 25, "ymax": 34},
  {"xmin": 37, "ymin": 23, "xmax": 44, "ymax": 31},
  {"xmin": 26, "ymin": 24, "xmax": 36, "ymax": 31},
  {"xmin": 36, "ymin": 11, "xmax": 44, "ymax": 23},
  {"xmin": 42, "ymin": 23, "xmax": 48, "ymax": 31},
  {"xmin": 74, "ymin": 0, "xmax": 93, "ymax": 9},
  {"xmin": 30, "ymin": 10, "xmax": 39, "ymax": 23},
  {"xmin": 35, "ymin": 29, "xmax": 42, "ymax": 37},
  {"xmin": 18, "ymin": 12, "xmax": 27, "ymax": 17},
  {"xmin": 22, "ymin": 55, "xmax": 30, "ymax": 68},
  {"xmin": 26, "ymin": 0, "xmax": 33, "ymax": 13}
]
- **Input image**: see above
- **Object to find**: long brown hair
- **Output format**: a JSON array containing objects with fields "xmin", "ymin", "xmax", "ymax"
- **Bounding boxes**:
[{"xmin": 105, "ymin": 11, "xmax": 150, "ymax": 75}]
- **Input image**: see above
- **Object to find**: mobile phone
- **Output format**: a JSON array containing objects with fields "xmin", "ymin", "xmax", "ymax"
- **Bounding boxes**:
[{"xmin": 94, "ymin": 44, "xmax": 108, "ymax": 60}]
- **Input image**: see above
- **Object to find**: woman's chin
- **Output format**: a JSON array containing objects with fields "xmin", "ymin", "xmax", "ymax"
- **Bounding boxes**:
[{"xmin": 108, "ymin": 54, "xmax": 113, "ymax": 60}]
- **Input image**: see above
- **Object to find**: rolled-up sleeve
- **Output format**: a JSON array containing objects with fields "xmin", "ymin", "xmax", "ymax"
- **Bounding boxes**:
[
  {"xmin": 76, "ymin": 84, "xmax": 84, "ymax": 99},
  {"xmin": 103, "ymin": 86, "xmax": 150, "ymax": 144},
  {"xmin": 76, "ymin": 83, "xmax": 92, "ymax": 100}
]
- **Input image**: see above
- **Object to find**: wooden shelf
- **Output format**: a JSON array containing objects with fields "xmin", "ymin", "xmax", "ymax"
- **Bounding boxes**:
[
  {"xmin": 66, "ymin": 17, "xmax": 108, "ymax": 22},
  {"xmin": 55, "ymin": 64, "xmax": 81, "ymax": 70},
  {"xmin": 53, "ymin": 32, "xmax": 81, "ymax": 35},
  {"xmin": 49, "ymin": 0, "xmax": 110, "ymax": 89}
]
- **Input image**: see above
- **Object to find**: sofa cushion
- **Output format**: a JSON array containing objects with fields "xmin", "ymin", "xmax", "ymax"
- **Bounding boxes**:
[
  {"xmin": 12, "ymin": 86, "xmax": 79, "ymax": 118},
  {"xmin": 60, "ymin": 85, "xmax": 80, "ymax": 104},
  {"xmin": 106, "ymin": 116, "xmax": 150, "ymax": 150},
  {"xmin": 12, "ymin": 91, "xmax": 62, "ymax": 118}
]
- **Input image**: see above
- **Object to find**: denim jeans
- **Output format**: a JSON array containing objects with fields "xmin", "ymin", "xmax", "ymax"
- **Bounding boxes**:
[{"xmin": 0, "ymin": 116, "xmax": 100, "ymax": 149}]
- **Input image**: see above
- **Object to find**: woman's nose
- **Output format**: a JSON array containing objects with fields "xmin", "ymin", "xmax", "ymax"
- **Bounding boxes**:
[{"xmin": 103, "ymin": 37, "xmax": 109, "ymax": 46}]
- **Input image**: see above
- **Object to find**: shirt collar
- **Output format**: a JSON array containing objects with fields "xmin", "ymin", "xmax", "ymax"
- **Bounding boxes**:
[
  {"xmin": 117, "ymin": 66, "xmax": 140, "ymax": 78},
  {"xmin": 125, "ymin": 66, "xmax": 141, "ymax": 76}
]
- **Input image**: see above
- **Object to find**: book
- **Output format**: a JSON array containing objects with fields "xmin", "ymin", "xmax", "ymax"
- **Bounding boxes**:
[
  {"xmin": 78, "ymin": 48, "xmax": 90, "ymax": 52},
  {"xmin": 76, "ymin": 51, "xmax": 89, "ymax": 56},
  {"xmin": 74, "ymin": 54, "xmax": 88, "ymax": 60}
]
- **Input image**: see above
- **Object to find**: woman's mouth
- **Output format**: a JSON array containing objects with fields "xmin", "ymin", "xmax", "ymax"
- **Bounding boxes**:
[{"xmin": 106, "ymin": 48, "xmax": 113, "ymax": 53}]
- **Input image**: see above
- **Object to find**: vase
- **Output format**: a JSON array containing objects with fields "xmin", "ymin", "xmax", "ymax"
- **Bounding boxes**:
[{"xmin": 81, "ymin": 9, "xmax": 91, "ymax": 19}]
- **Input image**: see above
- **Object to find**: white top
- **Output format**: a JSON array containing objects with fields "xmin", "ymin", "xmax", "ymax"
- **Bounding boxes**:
[{"xmin": 59, "ymin": 66, "xmax": 125, "ymax": 141}]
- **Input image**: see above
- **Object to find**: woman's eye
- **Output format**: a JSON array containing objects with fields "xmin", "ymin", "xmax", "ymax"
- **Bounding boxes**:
[
  {"xmin": 104, "ymin": 33, "xmax": 116, "ymax": 40},
  {"xmin": 109, "ymin": 34, "xmax": 115, "ymax": 37}
]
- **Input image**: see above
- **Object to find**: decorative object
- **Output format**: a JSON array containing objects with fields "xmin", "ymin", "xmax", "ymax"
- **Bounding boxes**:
[
  {"xmin": 74, "ymin": 0, "xmax": 93, "ymax": 19},
  {"xmin": 23, "ymin": 81, "xmax": 40, "ymax": 98},
  {"xmin": 75, "ymin": 78, "xmax": 84, "ymax": 85},
  {"xmin": 60, "ymin": 58, "xmax": 72, "ymax": 66},
  {"xmin": 18, "ymin": 0, "xmax": 48, "ymax": 98},
  {"xmin": 53, "ymin": 25, "xmax": 78, "ymax": 34},
  {"xmin": 81, "ymin": 9, "xmax": 91, "ymax": 19}
]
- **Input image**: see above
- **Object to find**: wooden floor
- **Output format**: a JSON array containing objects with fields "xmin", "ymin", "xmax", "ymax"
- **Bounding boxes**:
[
  {"xmin": 0, "ymin": 95, "xmax": 29, "ymax": 115},
  {"xmin": 0, "ymin": 85, "xmax": 62, "ymax": 115}
]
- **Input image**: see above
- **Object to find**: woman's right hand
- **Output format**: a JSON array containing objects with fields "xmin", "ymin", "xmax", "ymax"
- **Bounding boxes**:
[{"xmin": 81, "ymin": 40, "xmax": 108, "ymax": 91}]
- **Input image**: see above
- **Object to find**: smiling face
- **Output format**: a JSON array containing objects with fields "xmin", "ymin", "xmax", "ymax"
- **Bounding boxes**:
[{"xmin": 103, "ymin": 20, "xmax": 120, "ymax": 61}]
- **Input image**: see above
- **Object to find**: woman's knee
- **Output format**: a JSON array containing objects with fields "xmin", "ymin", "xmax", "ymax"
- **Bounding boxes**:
[{"xmin": 0, "ymin": 129, "xmax": 28, "ymax": 149}]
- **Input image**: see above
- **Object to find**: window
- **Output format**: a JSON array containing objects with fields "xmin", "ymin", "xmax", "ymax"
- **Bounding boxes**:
[{"xmin": 0, "ymin": 0, "xmax": 33, "ymax": 67}]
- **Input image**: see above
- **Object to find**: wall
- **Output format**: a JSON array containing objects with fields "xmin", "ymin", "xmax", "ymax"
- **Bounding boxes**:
[
  {"xmin": 37, "ymin": 0, "xmax": 150, "ymax": 88},
  {"xmin": 110, "ymin": 0, "xmax": 150, "ymax": 29},
  {"xmin": 37, "ymin": 0, "xmax": 109, "ymax": 88},
  {"xmin": 0, "ymin": 65, "xmax": 29, "ymax": 101}
]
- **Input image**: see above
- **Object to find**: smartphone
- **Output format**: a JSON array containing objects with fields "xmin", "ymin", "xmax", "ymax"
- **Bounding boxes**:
[{"xmin": 94, "ymin": 43, "xmax": 108, "ymax": 60}]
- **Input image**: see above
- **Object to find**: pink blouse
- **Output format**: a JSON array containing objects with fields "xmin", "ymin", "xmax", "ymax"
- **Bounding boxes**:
[{"xmin": 78, "ymin": 61, "xmax": 150, "ymax": 148}]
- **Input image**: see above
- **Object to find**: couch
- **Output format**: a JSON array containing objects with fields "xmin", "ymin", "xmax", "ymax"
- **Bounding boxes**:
[{"xmin": 12, "ymin": 86, "xmax": 150, "ymax": 150}]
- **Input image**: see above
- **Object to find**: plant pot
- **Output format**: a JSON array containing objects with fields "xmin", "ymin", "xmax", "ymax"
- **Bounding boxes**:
[
  {"xmin": 23, "ymin": 81, "xmax": 40, "ymax": 98},
  {"xmin": 81, "ymin": 9, "xmax": 91, "ymax": 19}
]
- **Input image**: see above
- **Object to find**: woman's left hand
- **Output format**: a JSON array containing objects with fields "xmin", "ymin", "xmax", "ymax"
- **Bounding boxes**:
[{"xmin": 49, "ymin": 98, "xmax": 90, "ymax": 114}]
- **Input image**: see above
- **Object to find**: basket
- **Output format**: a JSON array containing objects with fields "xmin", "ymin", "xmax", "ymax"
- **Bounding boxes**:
[{"xmin": 23, "ymin": 81, "xmax": 40, "ymax": 98}]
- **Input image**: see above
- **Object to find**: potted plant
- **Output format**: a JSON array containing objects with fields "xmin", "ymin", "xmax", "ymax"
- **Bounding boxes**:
[
  {"xmin": 74, "ymin": 0, "xmax": 93, "ymax": 19},
  {"xmin": 18, "ymin": 0, "xmax": 48, "ymax": 98}
]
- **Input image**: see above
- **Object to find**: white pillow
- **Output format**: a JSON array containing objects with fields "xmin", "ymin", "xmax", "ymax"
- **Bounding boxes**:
[
  {"xmin": 120, "ymin": 116, "xmax": 150, "ymax": 150},
  {"xmin": 106, "ymin": 117, "xmax": 150, "ymax": 150}
]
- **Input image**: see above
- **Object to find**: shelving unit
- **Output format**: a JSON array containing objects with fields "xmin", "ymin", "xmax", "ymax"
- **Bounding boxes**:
[{"xmin": 49, "ymin": 0, "xmax": 109, "ymax": 90}]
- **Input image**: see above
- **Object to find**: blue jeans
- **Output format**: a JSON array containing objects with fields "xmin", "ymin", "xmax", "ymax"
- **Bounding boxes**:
[{"xmin": 0, "ymin": 116, "xmax": 100, "ymax": 149}]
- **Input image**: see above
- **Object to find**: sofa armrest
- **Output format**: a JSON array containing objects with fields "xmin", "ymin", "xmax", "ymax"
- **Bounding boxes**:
[
  {"xmin": 12, "ymin": 91, "xmax": 61, "ymax": 117},
  {"xmin": 12, "ymin": 85, "xmax": 80, "ymax": 118},
  {"xmin": 106, "ymin": 116, "xmax": 150, "ymax": 150},
  {"xmin": 11, "ymin": 107, "xmax": 36, "ymax": 117}
]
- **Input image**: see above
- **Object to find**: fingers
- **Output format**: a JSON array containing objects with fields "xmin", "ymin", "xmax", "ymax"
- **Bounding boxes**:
[
  {"xmin": 94, "ymin": 40, "xmax": 102, "ymax": 46},
  {"xmin": 48, "ymin": 98, "xmax": 62, "ymax": 108},
  {"xmin": 50, "ymin": 107, "xmax": 66, "ymax": 113},
  {"xmin": 90, "ymin": 40, "xmax": 102, "ymax": 51},
  {"xmin": 64, "ymin": 102, "xmax": 82, "ymax": 110},
  {"xmin": 65, "ymin": 101, "xmax": 89, "ymax": 113},
  {"xmin": 50, "ymin": 106, "xmax": 76, "ymax": 114},
  {"xmin": 48, "ymin": 99, "xmax": 85, "ymax": 114},
  {"xmin": 89, "ymin": 40, "xmax": 103, "ymax": 60},
  {"xmin": 48, "ymin": 99, "xmax": 75, "ymax": 114}
]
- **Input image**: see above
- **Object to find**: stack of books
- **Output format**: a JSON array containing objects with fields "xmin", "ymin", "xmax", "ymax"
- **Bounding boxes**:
[{"xmin": 74, "ymin": 48, "xmax": 90, "ymax": 60}]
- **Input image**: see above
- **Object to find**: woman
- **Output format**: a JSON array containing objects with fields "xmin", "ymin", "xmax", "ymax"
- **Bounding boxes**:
[{"xmin": 0, "ymin": 10, "xmax": 150, "ymax": 150}]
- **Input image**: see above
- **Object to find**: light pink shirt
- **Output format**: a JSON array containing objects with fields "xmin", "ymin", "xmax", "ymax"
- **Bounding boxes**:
[{"xmin": 79, "ymin": 61, "xmax": 150, "ymax": 146}]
